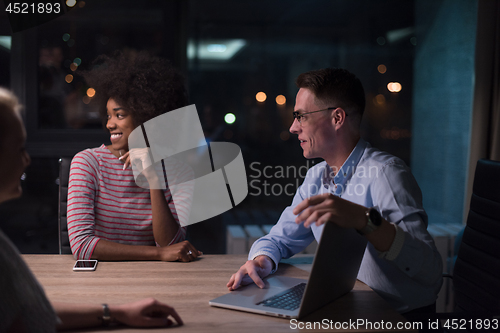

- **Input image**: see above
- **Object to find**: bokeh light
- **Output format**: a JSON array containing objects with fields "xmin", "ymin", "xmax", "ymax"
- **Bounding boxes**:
[
  {"xmin": 86, "ymin": 88, "xmax": 96, "ymax": 98},
  {"xmin": 381, "ymin": 127, "xmax": 411, "ymax": 140},
  {"xmin": 256, "ymin": 92, "xmax": 267, "ymax": 102},
  {"xmin": 387, "ymin": 82, "xmax": 402, "ymax": 93},
  {"xmin": 207, "ymin": 44, "xmax": 227, "ymax": 53},
  {"xmin": 66, "ymin": 0, "xmax": 77, "ymax": 7},
  {"xmin": 373, "ymin": 94, "xmax": 386, "ymax": 105},
  {"xmin": 70, "ymin": 62, "xmax": 78, "ymax": 71},
  {"xmin": 377, "ymin": 64, "xmax": 387, "ymax": 74},
  {"xmin": 224, "ymin": 113, "xmax": 236, "ymax": 124},
  {"xmin": 65, "ymin": 74, "xmax": 73, "ymax": 83},
  {"xmin": 275, "ymin": 95, "xmax": 286, "ymax": 105}
]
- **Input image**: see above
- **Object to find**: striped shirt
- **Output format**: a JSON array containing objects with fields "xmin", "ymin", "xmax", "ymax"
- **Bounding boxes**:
[{"xmin": 67, "ymin": 145, "xmax": 187, "ymax": 259}]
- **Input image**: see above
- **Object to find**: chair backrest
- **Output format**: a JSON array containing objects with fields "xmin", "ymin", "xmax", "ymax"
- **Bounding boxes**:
[
  {"xmin": 453, "ymin": 159, "xmax": 500, "ymax": 316},
  {"xmin": 58, "ymin": 157, "xmax": 72, "ymax": 255}
]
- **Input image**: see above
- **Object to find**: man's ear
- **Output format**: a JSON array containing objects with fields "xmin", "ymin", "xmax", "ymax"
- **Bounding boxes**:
[{"xmin": 332, "ymin": 108, "xmax": 347, "ymax": 127}]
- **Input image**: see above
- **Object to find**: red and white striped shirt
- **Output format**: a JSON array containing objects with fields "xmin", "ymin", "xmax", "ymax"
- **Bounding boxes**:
[{"xmin": 67, "ymin": 145, "xmax": 187, "ymax": 259}]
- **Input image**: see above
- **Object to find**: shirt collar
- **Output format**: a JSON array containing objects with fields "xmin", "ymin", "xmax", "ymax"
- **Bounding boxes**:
[{"xmin": 323, "ymin": 138, "xmax": 368, "ymax": 187}]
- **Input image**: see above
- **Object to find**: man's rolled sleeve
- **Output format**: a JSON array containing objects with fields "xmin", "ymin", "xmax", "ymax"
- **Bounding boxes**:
[
  {"xmin": 251, "ymin": 250, "xmax": 280, "ymax": 274},
  {"xmin": 374, "ymin": 162, "xmax": 443, "ymax": 284},
  {"xmin": 391, "ymin": 216, "xmax": 443, "ymax": 284},
  {"xmin": 378, "ymin": 223, "xmax": 405, "ymax": 261}
]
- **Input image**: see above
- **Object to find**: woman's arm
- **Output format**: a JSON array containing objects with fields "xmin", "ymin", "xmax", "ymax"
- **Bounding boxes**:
[
  {"xmin": 54, "ymin": 298, "xmax": 183, "ymax": 330},
  {"xmin": 67, "ymin": 151, "xmax": 101, "ymax": 259},
  {"xmin": 121, "ymin": 151, "xmax": 190, "ymax": 247},
  {"xmin": 150, "ymin": 188, "xmax": 181, "ymax": 246},
  {"xmin": 91, "ymin": 239, "xmax": 198, "ymax": 262}
]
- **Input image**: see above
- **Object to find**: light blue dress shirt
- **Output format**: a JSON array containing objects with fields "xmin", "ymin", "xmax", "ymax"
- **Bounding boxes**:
[{"xmin": 249, "ymin": 139, "xmax": 443, "ymax": 313}]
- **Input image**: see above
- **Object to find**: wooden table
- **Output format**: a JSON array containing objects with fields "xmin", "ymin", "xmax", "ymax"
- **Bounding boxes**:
[{"xmin": 23, "ymin": 255, "xmax": 417, "ymax": 332}]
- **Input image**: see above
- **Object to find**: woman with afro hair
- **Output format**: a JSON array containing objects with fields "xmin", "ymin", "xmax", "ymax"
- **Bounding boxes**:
[{"xmin": 67, "ymin": 51, "xmax": 201, "ymax": 262}]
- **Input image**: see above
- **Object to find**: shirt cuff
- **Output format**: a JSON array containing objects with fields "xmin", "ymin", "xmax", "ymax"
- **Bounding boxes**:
[
  {"xmin": 378, "ymin": 223, "xmax": 405, "ymax": 261},
  {"xmin": 167, "ymin": 226, "xmax": 186, "ymax": 246},
  {"xmin": 251, "ymin": 251, "xmax": 279, "ymax": 274}
]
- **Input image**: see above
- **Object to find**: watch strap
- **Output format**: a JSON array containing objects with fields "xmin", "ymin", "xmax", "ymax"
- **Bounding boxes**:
[
  {"xmin": 357, "ymin": 208, "xmax": 380, "ymax": 235},
  {"xmin": 101, "ymin": 303, "xmax": 111, "ymax": 326}
]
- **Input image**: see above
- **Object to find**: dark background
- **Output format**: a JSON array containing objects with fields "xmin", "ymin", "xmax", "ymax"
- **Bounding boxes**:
[{"xmin": 0, "ymin": 0, "xmax": 474, "ymax": 254}]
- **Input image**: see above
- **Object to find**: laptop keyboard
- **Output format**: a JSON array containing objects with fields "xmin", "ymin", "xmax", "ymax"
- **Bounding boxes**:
[{"xmin": 257, "ymin": 283, "xmax": 306, "ymax": 310}]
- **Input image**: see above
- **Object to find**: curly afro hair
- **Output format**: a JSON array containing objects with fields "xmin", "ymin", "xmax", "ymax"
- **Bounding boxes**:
[{"xmin": 81, "ymin": 51, "xmax": 188, "ymax": 128}]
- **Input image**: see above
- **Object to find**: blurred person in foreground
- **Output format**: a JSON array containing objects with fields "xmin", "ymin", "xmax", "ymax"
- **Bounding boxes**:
[
  {"xmin": 0, "ymin": 87, "xmax": 183, "ymax": 331},
  {"xmin": 68, "ymin": 51, "xmax": 200, "ymax": 262},
  {"xmin": 227, "ymin": 68, "xmax": 442, "ymax": 316}
]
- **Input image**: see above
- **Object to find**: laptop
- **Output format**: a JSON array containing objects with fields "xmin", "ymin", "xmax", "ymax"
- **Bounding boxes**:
[{"xmin": 209, "ymin": 221, "xmax": 368, "ymax": 319}]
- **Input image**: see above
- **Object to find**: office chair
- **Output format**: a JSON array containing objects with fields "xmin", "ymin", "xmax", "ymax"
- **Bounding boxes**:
[
  {"xmin": 406, "ymin": 159, "xmax": 500, "ymax": 331},
  {"xmin": 452, "ymin": 159, "xmax": 500, "ymax": 316},
  {"xmin": 58, "ymin": 157, "xmax": 72, "ymax": 254}
]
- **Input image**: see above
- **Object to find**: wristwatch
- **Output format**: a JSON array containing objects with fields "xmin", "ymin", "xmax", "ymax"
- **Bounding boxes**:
[
  {"xmin": 357, "ymin": 208, "xmax": 382, "ymax": 235},
  {"xmin": 101, "ymin": 303, "xmax": 111, "ymax": 326}
]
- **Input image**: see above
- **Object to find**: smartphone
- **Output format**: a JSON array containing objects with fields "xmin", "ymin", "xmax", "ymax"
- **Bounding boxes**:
[{"xmin": 73, "ymin": 260, "xmax": 98, "ymax": 271}]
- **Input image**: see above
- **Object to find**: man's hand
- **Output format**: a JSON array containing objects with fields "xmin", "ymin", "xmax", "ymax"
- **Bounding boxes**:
[
  {"xmin": 158, "ymin": 240, "xmax": 202, "ymax": 262},
  {"xmin": 293, "ymin": 193, "xmax": 366, "ymax": 229},
  {"xmin": 227, "ymin": 255, "xmax": 274, "ymax": 290},
  {"xmin": 111, "ymin": 298, "xmax": 183, "ymax": 327},
  {"xmin": 293, "ymin": 193, "xmax": 397, "ymax": 252}
]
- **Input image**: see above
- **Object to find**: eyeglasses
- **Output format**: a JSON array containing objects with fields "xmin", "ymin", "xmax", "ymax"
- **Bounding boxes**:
[{"xmin": 292, "ymin": 107, "xmax": 344, "ymax": 125}]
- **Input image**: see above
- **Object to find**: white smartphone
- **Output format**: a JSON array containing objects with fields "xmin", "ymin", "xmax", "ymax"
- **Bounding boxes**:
[{"xmin": 73, "ymin": 260, "xmax": 98, "ymax": 271}]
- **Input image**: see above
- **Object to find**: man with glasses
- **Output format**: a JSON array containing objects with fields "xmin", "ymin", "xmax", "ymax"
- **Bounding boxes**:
[{"xmin": 227, "ymin": 68, "xmax": 443, "ymax": 315}]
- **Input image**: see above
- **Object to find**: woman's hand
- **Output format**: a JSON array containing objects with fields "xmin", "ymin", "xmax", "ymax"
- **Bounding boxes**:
[
  {"xmin": 120, "ymin": 149, "xmax": 163, "ymax": 189},
  {"xmin": 110, "ymin": 298, "xmax": 183, "ymax": 327},
  {"xmin": 118, "ymin": 150, "xmax": 132, "ymax": 170},
  {"xmin": 54, "ymin": 297, "xmax": 184, "ymax": 330},
  {"xmin": 119, "ymin": 149, "xmax": 151, "ymax": 171},
  {"xmin": 158, "ymin": 240, "xmax": 202, "ymax": 262}
]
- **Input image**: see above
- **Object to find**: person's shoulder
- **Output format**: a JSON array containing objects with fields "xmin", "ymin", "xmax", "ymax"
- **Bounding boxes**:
[
  {"xmin": 360, "ymin": 144, "xmax": 408, "ymax": 172},
  {"xmin": 357, "ymin": 144, "xmax": 416, "ymax": 187},
  {"xmin": 0, "ymin": 229, "xmax": 21, "ymax": 261},
  {"xmin": 71, "ymin": 145, "xmax": 111, "ymax": 166},
  {"xmin": 0, "ymin": 231, "xmax": 57, "ymax": 330},
  {"xmin": 77, "ymin": 144, "xmax": 114, "ymax": 157},
  {"xmin": 0, "ymin": 230, "xmax": 28, "ymax": 290}
]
